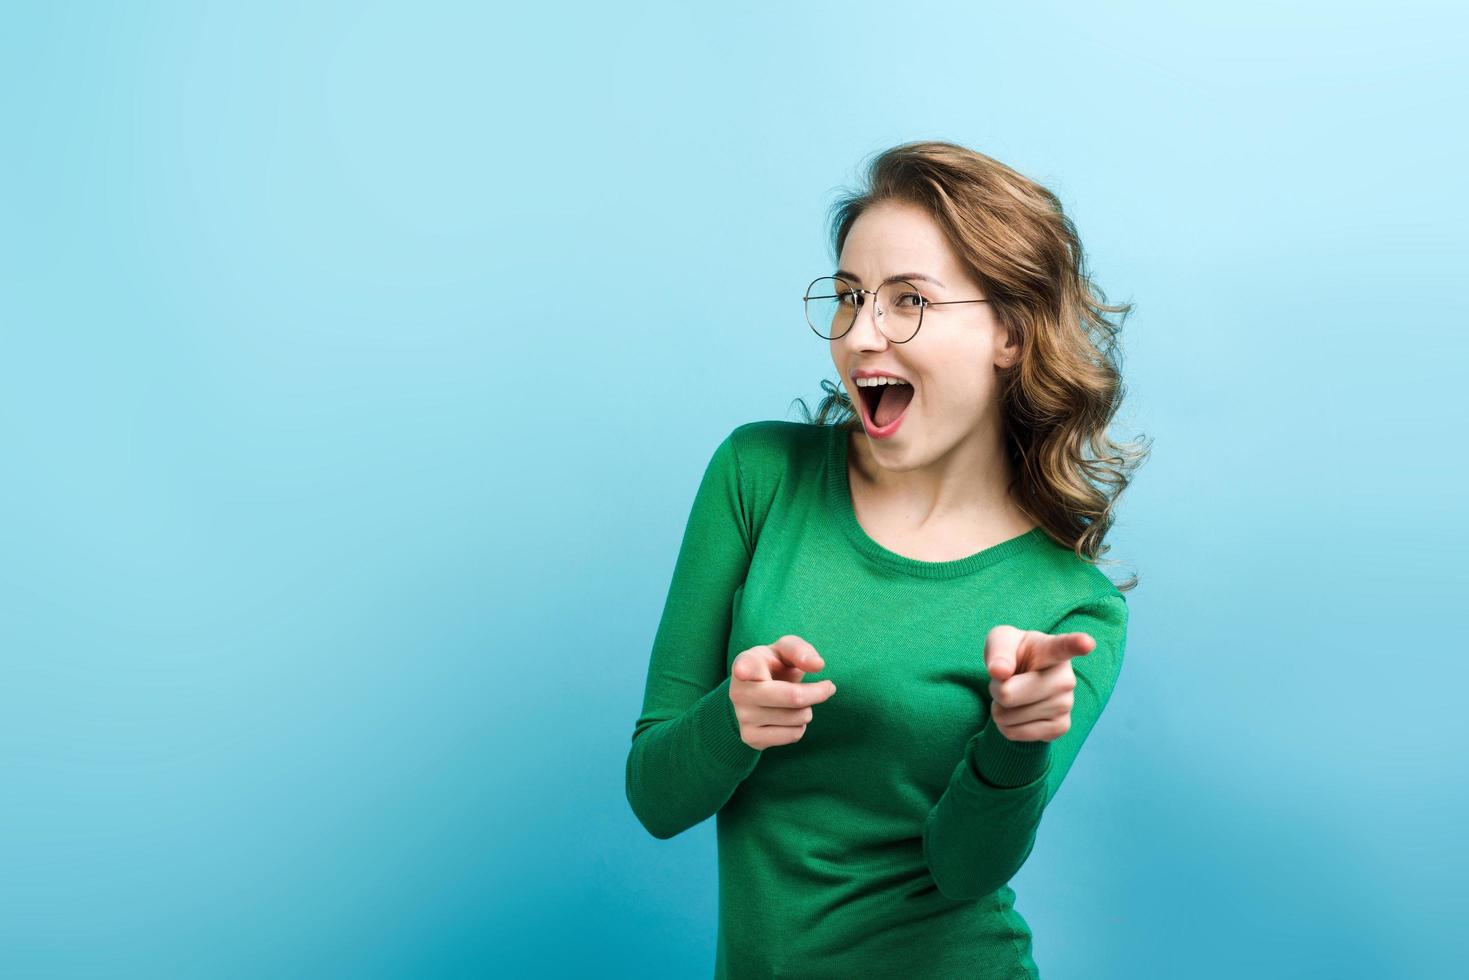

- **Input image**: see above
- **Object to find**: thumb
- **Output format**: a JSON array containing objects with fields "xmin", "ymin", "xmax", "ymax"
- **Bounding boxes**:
[
  {"xmin": 987, "ymin": 654, "xmax": 1015, "ymax": 684},
  {"xmin": 731, "ymin": 650, "xmax": 770, "ymax": 683},
  {"xmin": 984, "ymin": 625, "xmax": 1022, "ymax": 683}
]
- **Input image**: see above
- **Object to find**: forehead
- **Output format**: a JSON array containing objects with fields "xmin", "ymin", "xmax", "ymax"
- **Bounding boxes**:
[{"xmin": 838, "ymin": 201, "xmax": 960, "ymax": 275}]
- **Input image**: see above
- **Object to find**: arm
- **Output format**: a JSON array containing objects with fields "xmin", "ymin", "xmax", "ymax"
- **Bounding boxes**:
[
  {"xmin": 922, "ymin": 594, "xmax": 1130, "ymax": 900},
  {"xmin": 625, "ymin": 429, "xmax": 763, "ymax": 840}
]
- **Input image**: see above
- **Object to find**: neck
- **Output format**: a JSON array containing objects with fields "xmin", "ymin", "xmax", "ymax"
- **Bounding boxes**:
[{"xmin": 849, "ymin": 423, "xmax": 1031, "ymax": 532}]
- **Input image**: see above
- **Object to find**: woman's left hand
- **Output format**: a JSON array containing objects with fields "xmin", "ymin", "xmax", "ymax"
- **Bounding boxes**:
[{"xmin": 983, "ymin": 625, "xmax": 1097, "ymax": 743}]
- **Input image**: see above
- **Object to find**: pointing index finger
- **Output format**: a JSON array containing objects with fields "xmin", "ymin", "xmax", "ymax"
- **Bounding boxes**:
[
  {"xmin": 769, "ymin": 635, "xmax": 825, "ymax": 673},
  {"xmin": 1021, "ymin": 630, "xmax": 1096, "ymax": 673}
]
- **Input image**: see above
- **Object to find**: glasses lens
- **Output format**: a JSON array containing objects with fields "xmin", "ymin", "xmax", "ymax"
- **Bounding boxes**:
[
  {"xmin": 804, "ymin": 277, "xmax": 857, "ymax": 339},
  {"xmin": 875, "ymin": 280, "xmax": 924, "ymax": 343}
]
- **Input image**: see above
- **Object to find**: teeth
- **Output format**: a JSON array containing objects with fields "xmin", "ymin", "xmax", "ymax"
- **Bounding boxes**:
[{"xmin": 855, "ymin": 376, "xmax": 911, "ymax": 387}]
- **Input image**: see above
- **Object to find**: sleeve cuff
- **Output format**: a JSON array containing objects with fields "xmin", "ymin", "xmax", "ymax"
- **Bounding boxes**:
[
  {"xmin": 693, "ymin": 676, "xmax": 762, "ymax": 770},
  {"xmin": 969, "ymin": 716, "xmax": 1052, "ymax": 789}
]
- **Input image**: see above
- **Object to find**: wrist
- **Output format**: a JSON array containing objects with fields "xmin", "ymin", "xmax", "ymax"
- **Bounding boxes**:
[{"xmin": 970, "ymin": 715, "xmax": 1052, "ymax": 788}]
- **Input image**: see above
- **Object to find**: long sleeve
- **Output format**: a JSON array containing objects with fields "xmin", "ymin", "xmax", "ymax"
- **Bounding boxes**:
[
  {"xmin": 625, "ymin": 429, "xmax": 764, "ymax": 840},
  {"xmin": 922, "ymin": 594, "xmax": 1129, "ymax": 900}
]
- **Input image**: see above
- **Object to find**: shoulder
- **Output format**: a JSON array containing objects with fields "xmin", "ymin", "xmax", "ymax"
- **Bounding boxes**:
[
  {"xmin": 716, "ymin": 421, "xmax": 830, "ymax": 546},
  {"xmin": 723, "ymin": 420, "xmax": 828, "ymax": 482},
  {"xmin": 1025, "ymin": 532, "xmax": 1129, "ymax": 631}
]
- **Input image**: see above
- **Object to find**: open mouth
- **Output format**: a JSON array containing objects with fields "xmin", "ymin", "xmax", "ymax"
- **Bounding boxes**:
[{"xmin": 856, "ymin": 380, "xmax": 915, "ymax": 434}]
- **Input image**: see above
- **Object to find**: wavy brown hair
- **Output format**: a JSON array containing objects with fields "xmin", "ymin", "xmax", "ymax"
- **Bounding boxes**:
[{"xmin": 791, "ymin": 140, "xmax": 1150, "ymax": 591}]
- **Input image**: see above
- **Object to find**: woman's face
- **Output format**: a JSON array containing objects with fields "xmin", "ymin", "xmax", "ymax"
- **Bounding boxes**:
[{"xmin": 829, "ymin": 199, "xmax": 1012, "ymax": 469}]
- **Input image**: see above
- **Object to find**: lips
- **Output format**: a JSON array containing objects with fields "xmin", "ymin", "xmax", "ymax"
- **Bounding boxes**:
[{"xmin": 851, "ymin": 369, "xmax": 911, "ymax": 384}]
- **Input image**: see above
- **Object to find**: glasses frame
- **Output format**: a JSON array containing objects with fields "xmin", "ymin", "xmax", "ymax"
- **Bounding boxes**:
[{"xmin": 802, "ymin": 275, "xmax": 990, "ymax": 343}]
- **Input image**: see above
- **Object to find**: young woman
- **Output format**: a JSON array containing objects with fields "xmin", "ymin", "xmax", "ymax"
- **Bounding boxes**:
[{"xmin": 626, "ymin": 140, "xmax": 1148, "ymax": 979}]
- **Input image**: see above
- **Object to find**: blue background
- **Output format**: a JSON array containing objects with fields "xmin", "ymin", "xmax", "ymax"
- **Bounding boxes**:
[{"xmin": 2, "ymin": 2, "xmax": 1464, "ymax": 977}]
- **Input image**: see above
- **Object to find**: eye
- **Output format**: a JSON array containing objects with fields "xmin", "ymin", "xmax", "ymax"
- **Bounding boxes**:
[{"xmin": 893, "ymin": 291, "xmax": 924, "ymax": 308}]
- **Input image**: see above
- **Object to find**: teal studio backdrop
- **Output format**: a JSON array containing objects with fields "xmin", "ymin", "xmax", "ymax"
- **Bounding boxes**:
[{"xmin": 1, "ymin": 1, "xmax": 1464, "ymax": 977}]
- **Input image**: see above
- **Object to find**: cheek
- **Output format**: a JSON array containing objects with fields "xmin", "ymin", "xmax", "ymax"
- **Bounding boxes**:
[
  {"xmin": 920, "ymin": 360, "xmax": 992, "ymax": 410},
  {"xmin": 924, "ymin": 382, "xmax": 987, "ymax": 418}
]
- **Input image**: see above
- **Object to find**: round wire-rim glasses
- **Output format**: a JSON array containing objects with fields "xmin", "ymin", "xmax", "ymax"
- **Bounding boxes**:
[{"xmin": 802, "ymin": 275, "xmax": 990, "ymax": 343}]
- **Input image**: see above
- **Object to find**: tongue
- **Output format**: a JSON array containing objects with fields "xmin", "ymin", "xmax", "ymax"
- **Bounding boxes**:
[{"xmin": 874, "ymin": 384, "xmax": 914, "ymax": 427}]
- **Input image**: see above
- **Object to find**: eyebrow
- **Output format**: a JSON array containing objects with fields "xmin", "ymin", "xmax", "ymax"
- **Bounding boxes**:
[{"xmin": 834, "ymin": 269, "xmax": 946, "ymax": 288}]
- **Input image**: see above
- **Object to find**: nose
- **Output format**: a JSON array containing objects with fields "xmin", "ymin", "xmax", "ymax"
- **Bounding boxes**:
[{"xmin": 848, "ymin": 290, "xmax": 890, "ymax": 347}]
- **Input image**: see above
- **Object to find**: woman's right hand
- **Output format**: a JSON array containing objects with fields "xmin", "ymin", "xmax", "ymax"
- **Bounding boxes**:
[{"xmin": 729, "ymin": 635, "xmax": 838, "ymax": 750}]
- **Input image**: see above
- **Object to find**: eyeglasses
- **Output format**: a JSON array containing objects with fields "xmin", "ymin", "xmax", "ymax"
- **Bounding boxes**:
[{"xmin": 803, "ymin": 275, "xmax": 990, "ymax": 344}]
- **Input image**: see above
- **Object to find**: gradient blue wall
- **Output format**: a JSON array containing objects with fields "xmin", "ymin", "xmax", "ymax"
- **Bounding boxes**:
[{"xmin": 2, "ymin": 2, "xmax": 1464, "ymax": 977}]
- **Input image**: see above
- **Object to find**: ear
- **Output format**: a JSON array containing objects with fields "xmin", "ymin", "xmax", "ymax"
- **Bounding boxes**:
[{"xmin": 995, "ymin": 332, "xmax": 1019, "ymax": 368}]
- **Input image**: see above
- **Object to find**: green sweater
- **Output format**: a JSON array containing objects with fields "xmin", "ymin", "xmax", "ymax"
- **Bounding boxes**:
[{"xmin": 626, "ymin": 420, "xmax": 1130, "ymax": 979}]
